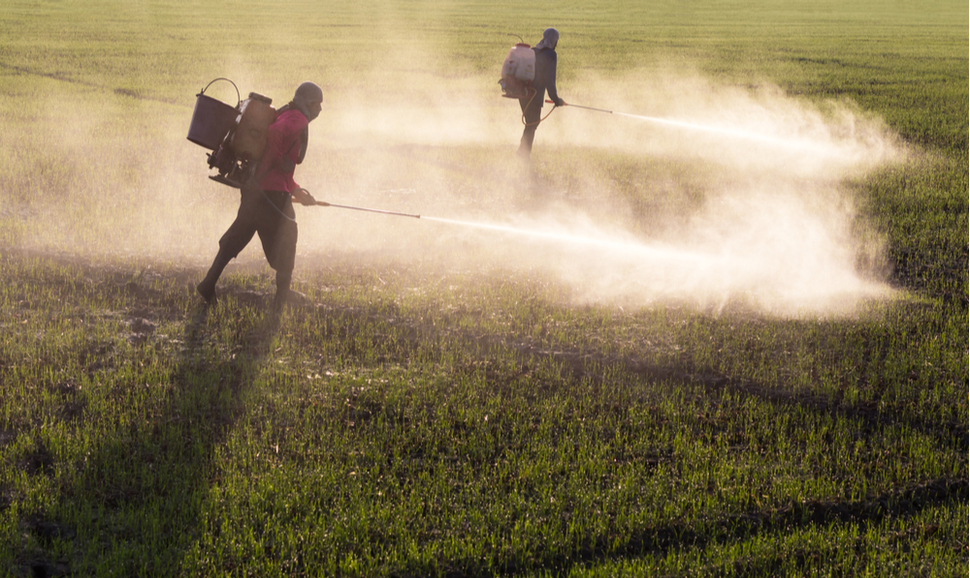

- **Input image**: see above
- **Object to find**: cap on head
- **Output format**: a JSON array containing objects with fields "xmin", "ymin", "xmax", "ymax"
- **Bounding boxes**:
[
  {"xmin": 294, "ymin": 81, "xmax": 323, "ymax": 105},
  {"xmin": 536, "ymin": 28, "xmax": 559, "ymax": 50}
]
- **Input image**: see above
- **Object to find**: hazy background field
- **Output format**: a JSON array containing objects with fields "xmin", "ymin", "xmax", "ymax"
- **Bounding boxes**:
[
  {"xmin": 3, "ymin": 0, "xmax": 960, "ymax": 316},
  {"xmin": 0, "ymin": 1, "xmax": 966, "ymax": 576}
]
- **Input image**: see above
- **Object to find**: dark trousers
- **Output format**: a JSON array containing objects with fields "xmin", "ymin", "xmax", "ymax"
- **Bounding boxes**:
[
  {"xmin": 215, "ymin": 182, "xmax": 298, "ymax": 291},
  {"xmin": 518, "ymin": 96, "xmax": 543, "ymax": 156}
]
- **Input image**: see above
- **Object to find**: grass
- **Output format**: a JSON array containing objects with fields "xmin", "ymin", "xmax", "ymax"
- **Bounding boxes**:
[
  {"xmin": 1, "ymin": 254, "xmax": 964, "ymax": 576},
  {"xmin": 0, "ymin": 0, "xmax": 967, "ymax": 576}
]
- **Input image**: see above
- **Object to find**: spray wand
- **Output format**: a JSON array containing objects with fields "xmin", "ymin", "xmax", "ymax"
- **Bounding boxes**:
[
  {"xmin": 546, "ymin": 100, "xmax": 612, "ymax": 114},
  {"xmin": 315, "ymin": 200, "xmax": 421, "ymax": 219}
]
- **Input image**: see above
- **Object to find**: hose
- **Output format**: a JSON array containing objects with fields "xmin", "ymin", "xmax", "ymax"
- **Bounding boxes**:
[{"xmin": 520, "ymin": 88, "xmax": 558, "ymax": 127}]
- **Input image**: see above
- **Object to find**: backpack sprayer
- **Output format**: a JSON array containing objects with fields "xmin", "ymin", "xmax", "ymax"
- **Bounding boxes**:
[
  {"xmin": 187, "ymin": 78, "xmax": 277, "ymax": 188},
  {"xmin": 187, "ymin": 78, "xmax": 422, "ymax": 218},
  {"xmin": 498, "ymin": 36, "xmax": 535, "ymax": 100},
  {"xmin": 499, "ymin": 35, "xmax": 559, "ymax": 127}
]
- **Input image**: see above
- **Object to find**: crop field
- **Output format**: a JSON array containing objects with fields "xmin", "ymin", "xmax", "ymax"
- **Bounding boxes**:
[{"xmin": 0, "ymin": 0, "xmax": 967, "ymax": 576}]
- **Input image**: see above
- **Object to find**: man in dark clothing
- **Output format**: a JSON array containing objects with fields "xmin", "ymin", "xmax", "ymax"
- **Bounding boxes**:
[
  {"xmin": 197, "ymin": 81, "xmax": 323, "ymax": 309},
  {"xmin": 518, "ymin": 28, "xmax": 565, "ymax": 159}
]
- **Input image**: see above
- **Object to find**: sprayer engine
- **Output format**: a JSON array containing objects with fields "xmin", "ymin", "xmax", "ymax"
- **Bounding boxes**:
[
  {"xmin": 499, "ymin": 42, "xmax": 535, "ymax": 99},
  {"xmin": 187, "ymin": 78, "xmax": 277, "ymax": 188}
]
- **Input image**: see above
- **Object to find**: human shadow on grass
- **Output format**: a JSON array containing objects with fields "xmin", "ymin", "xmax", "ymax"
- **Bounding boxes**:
[
  {"xmin": 14, "ymin": 295, "xmax": 282, "ymax": 577},
  {"xmin": 17, "ymin": 287, "xmax": 959, "ymax": 577}
]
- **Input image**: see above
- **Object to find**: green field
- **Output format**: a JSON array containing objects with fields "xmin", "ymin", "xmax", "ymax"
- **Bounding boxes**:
[{"xmin": 0, "ymin": 1, "xmax": 966, "ymax": 576}]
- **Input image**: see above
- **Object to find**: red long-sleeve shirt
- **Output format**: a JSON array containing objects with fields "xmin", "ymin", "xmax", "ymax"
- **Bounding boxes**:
[{"xmin": 255, "ymin": 109, "xmax": 307, "ymax": 193}]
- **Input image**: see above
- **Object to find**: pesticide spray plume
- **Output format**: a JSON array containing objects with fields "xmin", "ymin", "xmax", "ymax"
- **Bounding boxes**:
[
  {"xmin": 548, "ymin": 100, "xmax": 836, "ymax": 153},
  {"xmin": 311, "ymin": 199, "xmax": 713, "ymax": 267},
  {"xmin": 313, "ymin": 201, "xmax": 717, "ymax": 275},
  {"xmin": 422, "ymin": 215, "xmax": 711, "ymax": 265},
  {"xmin": 292, "ymin": 65, "xmax": 906, "ymax": 318},
  {"xmin": 13, "ymin": 43, "xmax": 908, "ymax": 318}
]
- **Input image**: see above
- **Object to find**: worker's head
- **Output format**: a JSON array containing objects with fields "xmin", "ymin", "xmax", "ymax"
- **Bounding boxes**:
[
  {"xmin": 536, "ymin": 28, "xmax": 559, "ymax": 50},
  {"xmin": 293, "ymin": 81, "xmax": 324, "ymax": 121}
]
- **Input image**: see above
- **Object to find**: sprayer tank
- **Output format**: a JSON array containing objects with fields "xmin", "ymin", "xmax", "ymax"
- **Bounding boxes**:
[
  {"xmin": 502, "ymin": 44, "xmax": 535, "ymax": 81},
  {"xmin": 230, "ymin": 92, "xmax": 276, "ymax": 161}
]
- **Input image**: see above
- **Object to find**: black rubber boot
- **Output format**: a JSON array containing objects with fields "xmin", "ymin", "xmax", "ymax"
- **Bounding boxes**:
[
  {"xmin": 273, "ymin": 271, "xmax": 292, "ymax": 310},
  {"xmin": 197, "ymin": 253, "xmax": 230, "ymax": 305}
]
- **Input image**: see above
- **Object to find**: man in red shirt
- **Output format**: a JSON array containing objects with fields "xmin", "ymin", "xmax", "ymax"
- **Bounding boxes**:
[{"xmin": 197, "ymin": 81, "xmax": 323, "ymax": 309}]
